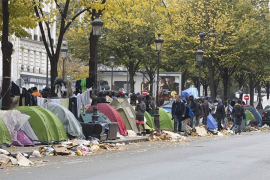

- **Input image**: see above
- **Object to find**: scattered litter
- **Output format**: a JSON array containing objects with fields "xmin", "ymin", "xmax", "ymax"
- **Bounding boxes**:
[
  {"xmin": 147, "ymin": 130, "xmax": 187, "ymax": 142},
  {"xmin": 16, "ymin": 152, "xmax": 33, "ymax": 166},
  {"xmin": 127, "ymin": 130, "xmax": 137, "ymax": 137},
  {"xmin": 195, "ymin": 127, "xmax": 207, "ymax": 136}
]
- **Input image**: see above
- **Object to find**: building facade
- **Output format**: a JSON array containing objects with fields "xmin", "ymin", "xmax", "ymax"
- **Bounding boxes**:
[{"xmin": 0, "ymin": 3, "xmax": 56, "ymax": 91}]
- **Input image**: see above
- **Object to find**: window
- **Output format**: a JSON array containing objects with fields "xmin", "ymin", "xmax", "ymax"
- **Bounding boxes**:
[{"xmin": 34, "ymin": 35, "xmax": 38, "ymax": 40}]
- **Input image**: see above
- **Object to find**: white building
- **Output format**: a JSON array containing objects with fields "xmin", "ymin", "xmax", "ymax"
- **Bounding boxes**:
[{"xmin": 0, "ymin": 3, "xmax": 57, "ymax": 91}]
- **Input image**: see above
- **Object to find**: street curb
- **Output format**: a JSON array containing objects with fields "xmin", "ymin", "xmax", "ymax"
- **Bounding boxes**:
[{"xmin": 103, "ymin": 137, "xmax": 148, "ymax": 144}]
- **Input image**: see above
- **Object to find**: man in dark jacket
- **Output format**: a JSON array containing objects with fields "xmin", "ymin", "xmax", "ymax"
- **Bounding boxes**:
[
  {"xmin": 172, "ymin": 95, "xmax": 186, "ymax": 133},
  {"xmin": 199, "ymin": 97, "xmax": 209, "ymax": 126},
  {"xmin": 232, "ymin": 99, "xmax": 245, "ymax": 134},
  {"xmin": 187, "ymin": 95, "xmax": 199, "ymax": 128},
  {"xmin": 214, "ymin": 100, "xmax": 225, "ymax": 131}
]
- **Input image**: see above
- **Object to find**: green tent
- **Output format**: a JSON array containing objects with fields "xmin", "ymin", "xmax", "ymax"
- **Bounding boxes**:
[
  {"xmin": 245, "ymin": 110, "xmax": 256, "ymax": 125},
  {"xmin": 145, "ymin": 111, "xmax": 156, "ymax": 130},
  {"xmin": 0, "ymin": 118, "xmax": 12, "ymax": 146},
  {"xmin": 110, "ymin": 98, "xmax": 138, "ymax": 133},
  {"xmin": 13, "ymin": 106, "xmax": 67, "ymax": 143},
  {"xmin": 81, "ymin": 110, "xmax": 111, "ymax": 123},
  {"xmin": 159, "ymin": 108, "xmax": 174, "ymax": 130}
]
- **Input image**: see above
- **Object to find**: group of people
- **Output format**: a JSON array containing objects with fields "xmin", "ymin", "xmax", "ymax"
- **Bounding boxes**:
[{"xmin": 170, "ymin": 95, "xmax": 246, "ymax": 136}]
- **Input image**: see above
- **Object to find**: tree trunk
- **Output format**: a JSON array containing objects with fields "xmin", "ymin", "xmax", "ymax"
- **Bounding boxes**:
[
  {"xmin": 267, "ymin": 82, "xmax": 269, "ymax": 100},
  {"xmin": 258, "ymin": 84, "xmax": 262, "ymax": 109},
  {"xmin": 1, "ymin": 0, "xmax": 13, "ymax": 110},
  {"xmin": 223, "ymin": 67, "xmax": 229, "ymax": 102},
  {"xmin": 208, "ymin": 64, "xmax": 215, "ymax": 100},
  {"xmin": 203, "ymin": 84, "xmax": 208, "ymax": 96},
  {"xmin": 50, "ymin": 58, "xmax": 58, "ymax": 96},
  {"xmin": 181, "ymin": 70, "xmax": 187, "ymax": 91},
  {"xmin": 249, "ymin": 74, "xmax": 254, "ymax": 107},
  {"xmin": 149, "ymin": 76, "xmax": 154, "ymax": 96}
]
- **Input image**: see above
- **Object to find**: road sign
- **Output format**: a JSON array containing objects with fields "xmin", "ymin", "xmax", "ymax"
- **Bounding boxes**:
[
  {"xmin": 142, "ymin": 90, "xmax": 148, "ymax": 96},
  {"xmin": 244, "ymin": 94, "xmax": 249, "ymax": 101}
]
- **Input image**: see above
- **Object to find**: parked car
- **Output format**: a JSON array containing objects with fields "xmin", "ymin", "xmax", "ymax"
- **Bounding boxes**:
[{"xmin": 262, "ymin": 106, "xmax": 270, "ymax": 125}]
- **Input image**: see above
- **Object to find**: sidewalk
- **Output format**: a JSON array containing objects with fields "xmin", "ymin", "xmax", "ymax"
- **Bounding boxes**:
[{"xmin": 2, "ymin": 136, "xmax": 148, "ymax": 156}]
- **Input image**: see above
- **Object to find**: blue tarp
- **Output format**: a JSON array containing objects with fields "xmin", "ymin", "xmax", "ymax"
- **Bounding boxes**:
[
  {"xmin": 207, "ymin": 114, "xmax": 217, "ymax": 130},
  {"xmin": 182, "ymin": 88, "xmax": 198, "ymax": 100}
]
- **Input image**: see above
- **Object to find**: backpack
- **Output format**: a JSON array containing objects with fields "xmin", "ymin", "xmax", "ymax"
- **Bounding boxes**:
[
  {"xmin": 185, "ymin": 104, "xmax": 194, "ymax": 118},
  {"xmin": 234, "ymin": 105, "xmax": 242, "ymax": 118}
]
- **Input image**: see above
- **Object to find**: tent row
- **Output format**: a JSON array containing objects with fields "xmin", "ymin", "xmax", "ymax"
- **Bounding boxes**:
[{"xmin": 0, "ymin": 103, "xmax": 86, "ymax": 147}]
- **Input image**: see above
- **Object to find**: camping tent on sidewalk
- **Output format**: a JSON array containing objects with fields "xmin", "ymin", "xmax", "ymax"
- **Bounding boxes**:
[
  {"xmin": 110, "ymin": 98, "xmax": 138, "ymax": 133},
  {"xmin": 41, "ymin": 102, "xmax": 85, "ymax": 139},
  {"xmin": 87, "ymin": 103, "xmax": 127, "ymax": 136},
  {"xmin": 80, "ymin": 110, "xmax": 111, "ymax": 123},
  {"xmin": 13, "ymin": 106, "xmax": 67, "ymax": 144},
  {"xmin": 21, "ymin": 120, "xmax": 40, "ymax": 143},
  {"xmin": 159, "ymin": 108, "xmax": 174, "ymax": 130},
  {"xmin": 243, "ymin": 105, "xmax": 262, "ymax": 126},
  {"xmin": 0, "ymin": 118, "xmax": 12, "ymax": 146}
]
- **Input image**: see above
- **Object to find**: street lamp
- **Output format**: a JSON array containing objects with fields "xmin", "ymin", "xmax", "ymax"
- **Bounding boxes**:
[
  {"xmin": 154, "ymin": 34, "xmax": 164, "ymax": 130},
  {"xmin": 109, "ymin": 56, "xmax": 115, "ymax": 91},
  {"xmin": 91, "ymin": 17, "xmax": 104, "ymax": 121},
  {"xmin": 196, "ymin": 28, "xmax": 215, "ymax": 97},
  {"xmin": 61, "ymin": 45, "xmax": 68, "ymax": 81}
]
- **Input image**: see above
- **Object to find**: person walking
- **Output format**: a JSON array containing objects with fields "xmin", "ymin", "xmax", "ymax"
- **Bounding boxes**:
[
  {"xmin": 144, "ymin": 95, "xmax": 151, "ymax": 113},
  {"xmin": 232, "ymin": 100, "xmax": 245, "ymax": 134},
  {"xmin": 172, "ymin": 95, "xmax": 186, "ymax": 133},
  {"xmin": 187, "ymin": 95, "xmax": 199, "ymax": 128},
  {"xmin": 135, "ymin": 96, "xmax": 146, "ymax": 136},
  {"xmin": 214, "ymin": 100, "xmax": 225, "ymax": 131}
]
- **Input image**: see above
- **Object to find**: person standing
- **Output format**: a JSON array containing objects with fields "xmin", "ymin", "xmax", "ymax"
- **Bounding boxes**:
[
  {"xmin": 182, "ymin": 102, "xmax": 193, "ymax": 136},
  {"xmin": 32, "ymin": 87, "xmax": 42, "ymax": 97},
  {"xmin": 187, "ymin": 95, "xmax": 198, "ymax": 128},
  {"xmin": 214, "ymin": 100, "xmax": 225, "ymax": 131},
  {"xmin": 135, "ymin": 96, "xmax": 146, "ymax": 136},
  {"xmin": 199, "ymin": 98, "xmax": 209, "ymax": 127},
  {"xmin": 172, "ymin": 95, "xmax": 186, "ymax": 133},
  {"xmin": 144, "ymin": 95, "xmax": 151, "ymax": 113},
  {"xmin": 232, "ymin": 100, "xmax": 245, "ymax": 134}
]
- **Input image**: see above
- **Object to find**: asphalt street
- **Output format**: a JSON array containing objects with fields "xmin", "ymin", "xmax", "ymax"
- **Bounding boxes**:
[{"xmin": 1, "ymin": 132, "xmax": 270, "ymax": 180}]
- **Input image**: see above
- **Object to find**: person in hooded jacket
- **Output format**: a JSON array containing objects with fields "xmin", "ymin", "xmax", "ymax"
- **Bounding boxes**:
[
  {"xmin": 214, "ymin": 100, "xmax": 225, "ymax": 131},
  {"xmin": 232, "ymin": 99, "xmax": 245, "ymax": 134},
  {"xmin": 187, "ymin": 95, "xmax": 199, "ymax": 128}
]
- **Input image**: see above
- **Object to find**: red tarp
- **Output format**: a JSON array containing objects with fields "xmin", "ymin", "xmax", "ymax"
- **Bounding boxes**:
[{"xmin": 87, "ymin": 103, "xmax": 127, "ymax": 136}]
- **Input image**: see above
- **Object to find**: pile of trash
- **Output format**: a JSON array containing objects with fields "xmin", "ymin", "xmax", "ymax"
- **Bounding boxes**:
[
  {"xmin": 0, "ymin": 149, "xmax": 33, "ymax": 167},
  {"xmin": 259, "ymin": 124, "xmax": 270, "ymax": 131},
  {"xmin": 39, "ymin": 139, "xmax": 126, "ymax": 157},
  {"xmin": 190, "ymin": 126, "xmax": 226, "ymax": 137},
  {"xmin": 147, "ymin": 130, "xmax": 187, "ymax": 142}
]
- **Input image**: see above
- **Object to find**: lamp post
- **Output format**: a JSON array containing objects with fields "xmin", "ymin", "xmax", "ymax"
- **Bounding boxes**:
[
  {"xmin": 61, "ymin": 46, "xmax": 68, "ymax": 81},
  {"xmin": 91, "ymin": 17, "xmax": 104, "ymax": 121},
  {"xmin": 196, "ymin": 28, "xmax": 215, "ymax": 97},
  {"xmin": 46, "ymin": 21, "xmax": 51, "ymax": 87},
  {"xmin": 109, "ymin": 56, "xmax": 115, "ymax": 91},
  {"xmin": 154, "ymin": 34, "xmax": 164, "ymax": 130}
]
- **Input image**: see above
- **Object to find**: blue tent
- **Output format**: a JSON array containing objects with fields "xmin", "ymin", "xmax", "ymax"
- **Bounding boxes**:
[
  {"xmin": 162, "ymin": 102, "xmax": 173, "ymax": 113},
  {"xmin": 182, "ymin": 88, "xmax": 198, "ymax": 100},
  {"xmin": 207, "ymin": 114, "xmax": 217, "ymax": 130}
]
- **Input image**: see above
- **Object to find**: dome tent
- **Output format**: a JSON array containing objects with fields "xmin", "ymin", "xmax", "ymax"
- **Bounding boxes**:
[
  {"xmin": 42, "ymin": 102, "xmax": 85, "ymax": 139},
  {"xmin": 0, "ymin": 118, "xmax": 12, "ymax": 146},
  {"xmin": 13, "ymin": 106, "xmax": 67, "ymax": 144},
  {"xmin": 87, "ymin": 103, "xmax": 127, "ymax": 136},
  {"xmin": 80, "ymin": 110, "xmax": 111, "ymax": 123},
  {"xmin": 110, "ymin": 98, "xmax": 138, "ymax": 133}
]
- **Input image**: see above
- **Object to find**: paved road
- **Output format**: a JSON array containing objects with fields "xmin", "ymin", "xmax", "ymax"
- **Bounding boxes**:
[{"xmin": 1, "ymin": 132, "xmax": 270, "ymax": 180}]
